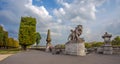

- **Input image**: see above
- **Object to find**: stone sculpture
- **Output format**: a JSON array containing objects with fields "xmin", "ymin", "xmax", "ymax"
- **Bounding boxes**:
[
  {"xmin": 65, "ymin": 25, "xmax": 86, "ymax": 56},
  {"xmin": 68, "ymin": 25, "xmax": 82, "ymax": 41},
  {"xmin": 46, "ymin": 29, "xmax": 52, "ymax": 52},
  {"xmin": 97, "ymin": 32, "xmax": 113, "ymax": 54},
  {"xmin": 102, "ymin": 32, "xmax": 113, "ymax": 54}
]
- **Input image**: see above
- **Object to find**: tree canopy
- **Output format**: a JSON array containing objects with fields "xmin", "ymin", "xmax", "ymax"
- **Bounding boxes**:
[
  {"xmin": 85, "ymin": 42, "xmax": 104, "ymax": 48},
  {"xmin": 36, "ymin": 32, "xmax": 41, "ymax": 47},
  {"xmin": 0, "ymin": 25, "xmax": 19, "ymax": 48},
  {"xmin": 111, "ymin": 36, "xmax": 120, "ymax": 46},
  {"xmin": 18, "ymin": 17, "xmax": 36, "ymax": 50}
]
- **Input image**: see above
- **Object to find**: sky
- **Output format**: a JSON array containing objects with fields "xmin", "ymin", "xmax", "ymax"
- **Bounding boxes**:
[{"xmin": 0, "ymin": 0, "xmax": 120, "ymax": 45}]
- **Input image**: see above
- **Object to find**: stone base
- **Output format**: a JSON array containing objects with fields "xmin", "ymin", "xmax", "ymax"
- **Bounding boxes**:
[
  {"xmin": 97, "ymin": 47, "xmax": 103, "ymax": 54},
  {"xmin": 65, "ymin": 42, "xmax": 86, "ymax": 56},
  {"xmin": 103, "ymin": 45, "xmax": 113, "ymax": 55},
  {"xmin": 46, "ymin": 46, "xmax": 52, "ymax": 52},
  {"xmin": 46, "ymin": 46, "xmax": 49, "ymax": 52}
]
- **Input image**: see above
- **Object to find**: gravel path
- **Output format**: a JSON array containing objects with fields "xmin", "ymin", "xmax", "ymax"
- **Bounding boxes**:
[{"xmin": 0, "ymin": 50, "xmax": 120, "ymax": 64}]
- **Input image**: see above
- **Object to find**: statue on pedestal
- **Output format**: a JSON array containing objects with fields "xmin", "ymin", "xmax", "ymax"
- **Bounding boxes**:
[{"xmin": 65, "ymin": 25, "xmax": 86, "ymax": 56}]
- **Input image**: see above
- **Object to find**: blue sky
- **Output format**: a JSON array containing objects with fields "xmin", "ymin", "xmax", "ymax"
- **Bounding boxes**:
[{"xmin": 0, "ymin": 0, "xmax": 120, "ymax": 45}]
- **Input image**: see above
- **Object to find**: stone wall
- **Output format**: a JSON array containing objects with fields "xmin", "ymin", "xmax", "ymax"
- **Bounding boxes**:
[
  {"xmin": 113, "ymin": 46, "xmax": 120, "ymax": 54},
  {"xmin": 97, "ymin": 46, "xmax": 120, "ymax": 55}
]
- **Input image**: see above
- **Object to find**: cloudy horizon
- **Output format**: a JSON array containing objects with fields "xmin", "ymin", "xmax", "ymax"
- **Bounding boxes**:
[{"xmin": 0, "ymin": 0, "xmax": 120, "ymax": 45}]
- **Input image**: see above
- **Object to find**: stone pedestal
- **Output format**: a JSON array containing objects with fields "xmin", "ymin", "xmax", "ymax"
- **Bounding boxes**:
[
  {"xmin": 46, "ymin": 45, "xmax": 52, "ymax": 52},
  {"xmin": 97, "ymin": 47, "xmax": 103, "ymax": 54},
  {"xmin": 103, "ymin": 45, "xmax": 113, "ymax": 54},
  {"xmin": 46, "ymin": 46, "xmax": 49, "ymax": 52},
  {"xmin": 65, "ymin": 41, "xmax": 86, "ymax": 56}
]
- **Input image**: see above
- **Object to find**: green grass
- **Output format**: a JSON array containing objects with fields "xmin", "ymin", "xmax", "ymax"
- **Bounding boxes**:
[{"xmin": 0, "ymin": 48, "xmax": 21, "ymax": 54}]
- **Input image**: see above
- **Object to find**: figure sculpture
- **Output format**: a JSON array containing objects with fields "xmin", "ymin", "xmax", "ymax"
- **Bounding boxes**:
[
  {"xmin": 68, "ymin": 25, "xmax": 83, "ymax": 41},
  {"xmin": 68, "ymin": 29, "xmax": 75, "ymax": 40},
  {"xmin": 65, "ymin": 25, "xmax": 86, "ymax": 56}
]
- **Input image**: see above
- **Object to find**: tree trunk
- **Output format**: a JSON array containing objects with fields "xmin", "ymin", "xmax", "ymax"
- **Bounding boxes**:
[
  {"xmin": 22, "ymin": 45, "xmax": 27, "ymax": 51},
  {"xmin": 36, "ymin": 44, "xmax": 38, "ymax": 48}
]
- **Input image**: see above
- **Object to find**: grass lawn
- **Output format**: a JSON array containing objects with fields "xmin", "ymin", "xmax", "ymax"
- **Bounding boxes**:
[{"xmin": 0, "ymin": 48, "xmax": 21, "ymax": 54}]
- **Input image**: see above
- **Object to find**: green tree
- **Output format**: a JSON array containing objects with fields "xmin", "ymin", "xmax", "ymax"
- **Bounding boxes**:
[
  {"xmin": 7, "ymin": 38, "xmax": 14, "ymax": 48},
  {"xmin": 3, "ymin": 31, "xmax": 8, "ymax": 48},
  {"xmin": 36, "ymin": 32, "xmax": 41, "ymax": 47},
  {"xmin": 85, "ymin": 42, "xmax": 103, "ymax": 48},
  {"xmin": 0, "ymin": 25, "xmax": 4, "ymax": 48},
  {"xmin": 85, "ymin": 43, "xmax": 92, "ymax": 48},
  {"xmin": 55, "ymin": 44, "xmax": 65, "ymax": 49},
  {"xmin": 0, "ymin": 25, "xmax": 17, "ymax": 49},
  {"xmin": 112, "ymin": 36, "xmax": 120, "ymax": 46},
  {"xmin": 91, "ymin": 42, "xmax": 103, "ymax": 47},
  {"xmin": 13, "ymin": 39, "xmax": 19, "ymax": 48},
  {"xmin": 19, "ymin": 17, "xmax": 36, "ymax": 50}
]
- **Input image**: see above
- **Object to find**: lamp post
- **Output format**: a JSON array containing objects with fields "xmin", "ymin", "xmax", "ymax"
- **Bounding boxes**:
[
  {"xmin": 102, "ymin": 32, "xmax": 112, "ymax": 46},
  {"xmin": 102, "ymin": 32, "xmax": 113, "ymax": 54}
]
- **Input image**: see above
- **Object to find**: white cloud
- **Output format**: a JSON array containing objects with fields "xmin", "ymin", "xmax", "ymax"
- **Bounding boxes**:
[
  {"xmin": 71, "ymin": 16, "xmax": 86, "ymax": 23},
  {"xmin": 52, "ymin": 0, "xmax": 111, "ymax": 42},
  {"xmin": 0, "ymin": 10, "xmax": 18, "ymax": 23},
  {"xmin": 54, "ymin": 0, "xmax": 100, "ymax": 25},
  {"xmin": 25, "ymin": 0, "xmax": 52, "ymax": 22},
  {"xmin": 1, "ymin": 0, "xmax": 119, "ymax": 45},
  {"xmin": 53, "ymin": 8, "xmax": 66, "ymax": 18},
  {"xmin": 57, "ymin": 19, "xmax": 62, "ymax": 23},
  {"xmin": 0, "ymin": 0, "xmax": 54, "ymax": 43},
  {"xmin": 0, "ymin": 24, "xmax": 6, "ymax": 31}
]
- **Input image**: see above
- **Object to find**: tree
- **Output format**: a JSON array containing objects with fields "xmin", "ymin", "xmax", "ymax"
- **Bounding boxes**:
[
  {"xmin": 85, "ymin": 43, "xmax": 92, "ymax": 48},
  {"xmin": 7, "ymin": 38, "xmax": 14, "ymax": 48},
  {"xmin": 19, "ymin": 17, "xmax": 36, "ymax": 50},
  {"xmin": 0, "ymin": 26, "xmax": 8, "ymax": 48},
  {"xmin": 55, "ymin": 44, "xmax": 65, "ymax": 49},
  {"xmin": 91, "ymin": 42, "xmax": 104, "ymax": 47},
  {"xmin": 3, "ymin": 31, "xmax": 8, "ymax": 48},
  {"xmin": 13, "ymin": 40, "xmax": 19, "ymax": 48},
  {"xmin": 0, "ymin": 25, "xmax": 4, "ymax": 48},
  {"xmin": 85, "ymin": 42, "xmax": 104, "ymax": 48},
  {"xmin": 112, "ymin": 36, "xmax": 120, "ymax": 46},
  {"xmin": 0, "ymin": 25, "xmax": 18, "ymax": 49},
  {"xmin": 36, "ymin": 32, "xmax": 41, "ymax": 47}
]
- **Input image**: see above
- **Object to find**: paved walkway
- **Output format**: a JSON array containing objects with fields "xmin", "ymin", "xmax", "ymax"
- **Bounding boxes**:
[
  {"xmin": 0, "ymin": 54, "xmax": 13, "ymax": 61},
  {"xmin": 0, "ymin": 50, "xmax": 120, "ymax": 64}
]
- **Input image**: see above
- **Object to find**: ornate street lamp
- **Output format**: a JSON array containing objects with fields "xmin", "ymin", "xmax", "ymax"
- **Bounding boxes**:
[
  {"xmin": 102, "ymin": 32, "xmax": 112, "ymax": 46},
  {"xmin": 102, "ymin": 32, "xmax": 113, "ymax": 54}
]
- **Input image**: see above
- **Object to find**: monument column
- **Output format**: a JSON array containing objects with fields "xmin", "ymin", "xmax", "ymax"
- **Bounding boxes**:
[{"xmin": 46, "ymin": 29, "xmax": 52, "ymax": 52}]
